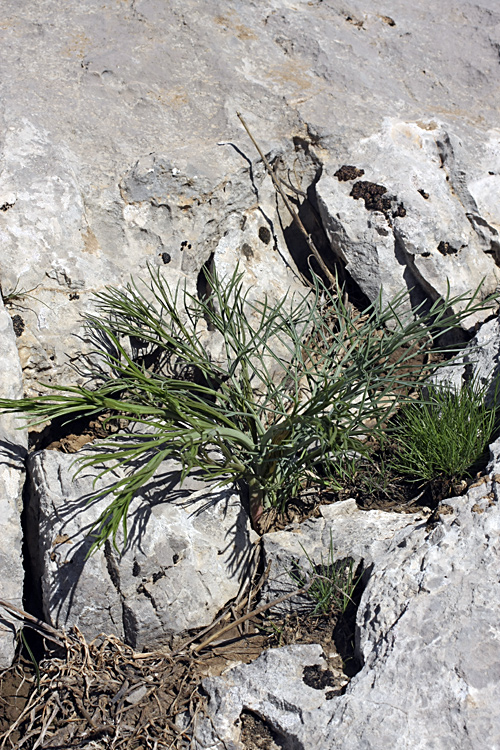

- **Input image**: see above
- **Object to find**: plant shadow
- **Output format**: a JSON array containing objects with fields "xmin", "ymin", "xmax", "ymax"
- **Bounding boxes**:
[{"xmin": 25, "ymin": 449, "xmax": 253, "ymax": 638}]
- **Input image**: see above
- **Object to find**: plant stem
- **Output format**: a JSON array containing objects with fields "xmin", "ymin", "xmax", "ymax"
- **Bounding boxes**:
[{"xmin": 236, "ymin": 112, "xmax": 337, "ymax": 287}]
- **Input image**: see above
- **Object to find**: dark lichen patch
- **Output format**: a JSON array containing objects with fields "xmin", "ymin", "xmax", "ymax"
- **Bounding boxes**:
[
  {"xmin": 437, "ymin": 241, "xmax": 459, "ymax": 255},
  {"xmin": 11, "ymin": 314, "xmax": 25, "ymax": 337},
  {"xmin": 241, "ymin": 242, "xmax": 254, "ymax": 259},
  {"xmin": 258, "ymin": 226, "xmax": 271, "ymax": 244},
  {"xmin": 350, "ymin": 181, "xmax": 406, "ymax": 223},
  {"xmin": 303, "ymin": 664, "xmax": 337, "ymax": 690},
  {"xmin": 160, "ymin": 252, "xmax": 171, "ymax": 264},
  {"xmin": 335, "ymin": 165, "xmax": 365, "ymax": 182},
  {"xmin": 350, "ymin": 181, "xmax": 389, "ymax": 211},
  {"xmin": 0, "ymin": 201, "xmax": 15, "ymax": 212}
]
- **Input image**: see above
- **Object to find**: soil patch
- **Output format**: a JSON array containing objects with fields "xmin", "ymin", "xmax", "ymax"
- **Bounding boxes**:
[
  {"xmin": 29, "ymin": 412, "xmax": 117, "ymax": 453},
  {"xmin": 0, "ymin": 657, "xmax": 34, "ymax": 740},
  {"xmin": 240, "ymin": 710, "xmax": 287, "ymax": 749},
  {"xmin": 0, "ymin": 554, "xmax": 364, "ymax": 749}
]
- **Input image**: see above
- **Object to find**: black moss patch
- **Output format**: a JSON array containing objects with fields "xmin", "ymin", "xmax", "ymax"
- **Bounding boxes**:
[
  {"xmin": 11, "ymin": 314, "xmax": 25, "ymax": 337},
  {"xmin": 335, "ymin": 165, "xmax": 365, "ymax": 182},
  {"xmin": 350, "ymin": 181, "xmax": 406, "ymax": 222}
]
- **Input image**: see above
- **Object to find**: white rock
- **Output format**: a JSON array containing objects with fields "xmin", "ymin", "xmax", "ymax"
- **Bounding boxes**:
[
  {"xmin": 0, "ymin": 302, "xmax": 27, "ymax": 667},
  {"xmin": 193, "ymin": 645, "xmax": 331, "ymax": 750},
  {"xmin": 260, "ymin": 499, "xmax": 423, "ymax": 615},
  {"xmin": 3, "ymin": 0, "xmax": 500, "ymax": 391},
  {"xmin": 316, "ymin": 119, "xmax": 499, "ymax": 326},
  {"xmin": 196, "ymin": 464, "xmax": 500, "ymax": 748},
  {"xmin": 27, "ymin": 450, "xmax": 257, "ymax": 649},
  {"xmin": 432, "ymin": 314, "xmax": 500, "ymax": 399}
]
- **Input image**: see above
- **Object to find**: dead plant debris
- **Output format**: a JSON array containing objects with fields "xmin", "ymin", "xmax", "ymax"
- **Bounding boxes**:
[{"xmin": 0, "ymin": 564, "xmax": 362, "ymax": 750}]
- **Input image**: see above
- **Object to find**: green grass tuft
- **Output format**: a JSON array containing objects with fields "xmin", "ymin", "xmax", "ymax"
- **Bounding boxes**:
[{"xmin": 390, "ymin": 379, "xmax": 499, "ymax": 485}]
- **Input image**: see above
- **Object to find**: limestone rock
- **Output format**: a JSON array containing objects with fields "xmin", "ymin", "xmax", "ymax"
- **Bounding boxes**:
[
  {"xmin": 2, "ymin": 0, "xmax": 500, "ymax": 390},
  {"xmin": 260, "ymin": 499, "xmax": 424, "ymax": 615},
  {"xmin": 0, "ymin": 301, "xmax": 27, "ymax": 667},
  {"xmin": 193, "ymin": 645, "xmax": 331, "ymax": 750},
  {"xmin": 27, "ymin": 450, "xmax": 256, "ymax": 649},
  {"xmin": 432, "ymin": 314, "xmax": 500, "ymax": 399},
  {"xmin": 316, "ymin": 119, "xmax": 499, "ymax": 325},
  {"xmin": 195, "ymin": 466, "xmax": 500, "ymax": 748}
]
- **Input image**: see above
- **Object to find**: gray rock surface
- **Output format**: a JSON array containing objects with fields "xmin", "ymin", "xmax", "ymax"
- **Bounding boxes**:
[
  {"xmin": 195, "ymin": 463, "xmax": 500, "ymax": 748},
  {"xmin": 433, "ymin": 314, "xmax": 500, "ymax": 398},
  {"xmin": 316, "ymin": 119, "xmax": 499, "ymax": 322},
  {"xmin": 1, "ymin": 0, "xmax": 500, "ymax": 732},
  {"xmin": 260, "ymin": 499, "xmax": 424, "ymax": 615},
  {"xmin": 0, "ymin": 301, "xmax": 27, "ymax": 667},
  {"xmin": 193, "ymin": 645, "xmax": 332, "ymax": 750},
  {"xmin": 1, "ymin": 0, "xmax": 500, "ymax": 391},
  {"xmin": 27, "ymin": 450, "xmax": 257, "ymax": 649}
]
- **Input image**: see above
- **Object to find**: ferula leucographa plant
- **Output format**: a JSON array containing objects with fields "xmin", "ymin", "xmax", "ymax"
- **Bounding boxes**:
[{"xmin": 0, "ymin": 264, "xmax": 494, "ymax": 552}]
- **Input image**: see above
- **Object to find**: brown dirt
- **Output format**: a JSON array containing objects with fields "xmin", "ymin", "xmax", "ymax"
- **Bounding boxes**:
[
  {"xmin": 0, "ymin": 658, "xmax": 33, "ymax": 739},
  {"xmin": 240, "ymin": 710, "xmax": 287, "ymax": 749},
  {"xmin": 0, "ymin": 558, "xmax": 364, "ymax": 750},
  {"xmin": 29, "ymin": 413, "xmax": 116, "ymax": 453},
  {"xmin": 10, "ymin": 292, "xmax": 474, "ymax": 747}
]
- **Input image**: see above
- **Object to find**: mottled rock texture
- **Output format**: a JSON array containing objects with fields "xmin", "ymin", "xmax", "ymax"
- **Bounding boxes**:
[
  {"xmin": 27, "ymin": 450, "xmax": 256, "ymax": 649},
  {"xmin": 433, "ymin": 314, "xmax": 500, "ymax": 397},
  {"xmin": 0, "ymin": 0, "xmax": 499, "ymax": 724},
  {"xmin": 260, "ymin": 498, "xmax": 423, "ymax": 615},
  {"xmin": 193, "ymin": 645, "xmax": 331, "ymax": 750},
  {"xmin": 0, "ymin": 301, "xmax": 27, "ymax": 667},
  {"xmin": 1, "ymin": 0, "xmax": 500, "ymax": 391},
  {"xmin": 195, "ymin": 461, "xmax": 500, "ymax": 749},
  {"xmin": 316, "ymin": 119, "xmax": 499, "ymax": 321}
]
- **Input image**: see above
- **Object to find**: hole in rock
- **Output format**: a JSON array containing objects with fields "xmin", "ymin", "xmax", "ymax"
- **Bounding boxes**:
[
  {"xmin": 11, "ymin": 314, "xmax": 25, "ymax": 337},
  {"xmin": 239, "ymin": 709, "xmax": 290, "ymax": 750},
  {"xmin": 259, "ymin": 225, "xmax": 272, "ymax": 244},
  {"xmin": 241, "ymin": 241, "xmax": 254, "ymax": 259},
  {"xmin": 437, "ymin": 240, "xmax": 458, "ymax": 255},
  {"xmin": 302, "ymin": 663, "xmax": 337, "ymax": 690}
]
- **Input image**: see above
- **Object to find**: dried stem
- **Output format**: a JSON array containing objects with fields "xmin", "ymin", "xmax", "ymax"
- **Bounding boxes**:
[{"xmin": 236, "ymin": 112, "xmax": 337, "ymax": 287}]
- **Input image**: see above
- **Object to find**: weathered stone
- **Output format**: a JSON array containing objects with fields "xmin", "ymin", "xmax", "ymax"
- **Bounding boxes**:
[
  {"xmin": 195, "ymin": 461, "xmax": 500, "ymax": 749},
  {"xmin": 2, "ymin": 0, "xmax": 500, "ymax": 391},
  {"xmin": 2, "ymin": 0, "xmax": 500, "ymax": 732},
  {"xmin": 27, "ymin": 450, "xmax": 256, "ymax": 649},
  {"xmin": 260, "ymin": 499, "xmax": 424, "ymax": 615},
  {"xmin": 0, "ymin": 301, "xmax": 27, "ymax": 667},
  {"xmin": 193, "ymin": 644, "xmax": 331, "ymax": 750},
  {"xmin": 316, "ymin": 119, "xmax": 499, "ymax": 324},
  {"xmin": 433, "ymin": 314, "xmax": 500, "ymax": 400}
]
